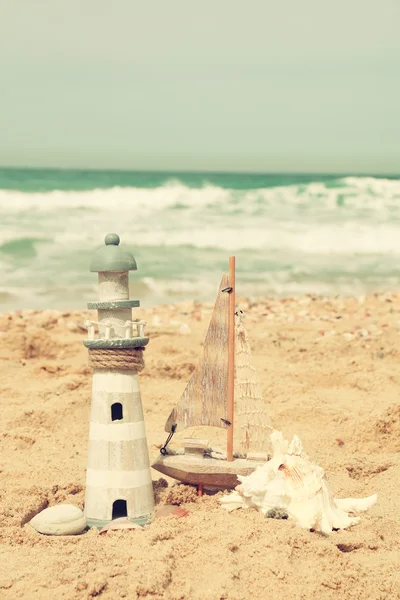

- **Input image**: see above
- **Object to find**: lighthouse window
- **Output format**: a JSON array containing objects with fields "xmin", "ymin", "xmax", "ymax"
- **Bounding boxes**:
[
  {"xmin": 111, "ymin": 402, "xmax": 123, "ymax": 421},
  {"xmin": 112, "ymin": 499, "xmax": 127, "ymax": 519}
]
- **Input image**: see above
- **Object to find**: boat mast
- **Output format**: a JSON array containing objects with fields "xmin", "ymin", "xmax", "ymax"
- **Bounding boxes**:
[{"xmin": 227, "ymin": 256, "xmax": 236, "ymax": 461}]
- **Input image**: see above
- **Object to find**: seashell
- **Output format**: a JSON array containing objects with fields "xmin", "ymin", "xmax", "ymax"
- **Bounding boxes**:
[
  {"xmin": 99, "ymin": 518, "xmax": 143, "ymax": 534},
  {"xmin": 220, "ymin": 430, "xmax": 377, "ymax": 535},
  {"xmin": 30, "ymin": 504, "xmax": 87, "ymax": 535}
]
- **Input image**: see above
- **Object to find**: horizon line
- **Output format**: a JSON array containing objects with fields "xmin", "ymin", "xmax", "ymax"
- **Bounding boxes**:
[{"xmin": 0, "ymin": 164, "xmax": 399, "ymax": 178}]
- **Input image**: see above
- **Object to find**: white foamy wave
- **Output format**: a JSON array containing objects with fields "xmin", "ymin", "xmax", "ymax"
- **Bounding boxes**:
[
  {"xmin": 1, "ymin": 219, "xmax": 399, "ymax": 256},
  {"xmin": 109, "ymin": 223, "xmax": 400, "ymax": 255},
  {"xmin": 1, "ymin": 175, "xmax": 400, "ymax": 310},
  {"xmin": 0, "ymin": 176, "xmax": 400, "ymax": 218},
  {"xmin": 0, "ymin": 176, "xmax": 399, "ymax": 255},
  {"xmin": 0, "ymin": 183, "xmax": 229, "ymax": 215}
]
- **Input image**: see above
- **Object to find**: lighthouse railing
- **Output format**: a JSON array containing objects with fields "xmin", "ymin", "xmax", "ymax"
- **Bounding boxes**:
[{"xmin": 84, "ymin": 319, "xmax": 147, "ymax": 341}]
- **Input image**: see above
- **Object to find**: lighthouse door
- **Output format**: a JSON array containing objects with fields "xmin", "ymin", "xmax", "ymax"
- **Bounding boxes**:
[
  {"xmin": 112, "ymin": 499, "xmax": 128, "ymax": 519},
  {"xmin": 111, "ymin": 402, "xmax": 123, "ymax": 421}
]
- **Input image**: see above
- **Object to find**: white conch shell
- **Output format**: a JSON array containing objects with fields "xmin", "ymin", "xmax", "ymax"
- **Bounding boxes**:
[{"xmin": 220, "ymin": 430, "xmax": 377, "ymax": 535}]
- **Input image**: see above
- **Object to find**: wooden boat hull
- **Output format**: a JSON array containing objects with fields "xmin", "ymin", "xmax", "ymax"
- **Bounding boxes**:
[{"xmin": 152, "ymin": 454, "xmax": 266, "ymax": 489}]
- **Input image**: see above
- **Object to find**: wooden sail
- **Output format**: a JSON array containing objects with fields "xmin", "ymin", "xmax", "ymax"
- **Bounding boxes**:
[
  {"xmin": 233, "ymin": 320, "xmax": 272, "ymax": 455},
  {"xmin": 165, "ymin": 274, "xmax": 230, "ymax": 433}
]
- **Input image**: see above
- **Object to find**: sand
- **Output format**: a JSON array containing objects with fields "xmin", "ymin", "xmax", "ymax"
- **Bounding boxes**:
[{"xmin": 0, "ymin": 292, "xmax": 399, "ymax": 599}]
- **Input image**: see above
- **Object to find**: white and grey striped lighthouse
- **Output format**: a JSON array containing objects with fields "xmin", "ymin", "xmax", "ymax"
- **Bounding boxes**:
[{"xmin": 83, "ymin": 233, "xmax": 154, "ymax": 528}]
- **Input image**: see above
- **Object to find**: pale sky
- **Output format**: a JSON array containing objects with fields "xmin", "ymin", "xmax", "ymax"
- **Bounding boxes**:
[{"xmin": 0, "ymin": 0, "xmax": 399, "ymax": 173}]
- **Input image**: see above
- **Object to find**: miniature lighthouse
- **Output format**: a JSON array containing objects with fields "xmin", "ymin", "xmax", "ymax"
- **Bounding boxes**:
[{"xmin": 83, "ymin": 233, "xmax": 154, "ymax": 528}]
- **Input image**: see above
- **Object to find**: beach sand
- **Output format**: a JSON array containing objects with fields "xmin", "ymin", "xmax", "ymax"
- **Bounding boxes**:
[{"xmin": 0, "ymin": 293, "xmax": 399, "ymax": 599}]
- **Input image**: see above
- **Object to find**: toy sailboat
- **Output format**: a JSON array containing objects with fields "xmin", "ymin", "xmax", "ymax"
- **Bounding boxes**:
[{"xmin": 152, "ymin": 257, "xmax": 273, "ymax": 489}]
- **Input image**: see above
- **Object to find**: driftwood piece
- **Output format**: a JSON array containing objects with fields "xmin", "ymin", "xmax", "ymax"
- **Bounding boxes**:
[{"xmin": 165, "ymin": 275, "xmax": 230, "ymax": 432}]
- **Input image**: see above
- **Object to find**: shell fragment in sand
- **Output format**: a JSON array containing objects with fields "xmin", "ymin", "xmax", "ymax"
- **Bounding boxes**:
[
  {"xmin": 220, "ymin": 430, "xmax": 377, "ymax": 535},
  {"xmin": 29, "ymin": 504, "xmax": 87, "ymax": 536},
  {"xmin": 99, "ymin": 518, "xmax": 143, "ymax": 534}
]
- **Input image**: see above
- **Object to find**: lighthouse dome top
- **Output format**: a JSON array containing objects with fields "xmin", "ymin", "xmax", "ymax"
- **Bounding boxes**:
[{"xmin": 90, "ymin": 233, "xmax": 138, "ymax": 272}]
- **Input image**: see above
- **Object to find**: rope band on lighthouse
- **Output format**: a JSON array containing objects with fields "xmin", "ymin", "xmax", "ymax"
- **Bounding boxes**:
[{"xmin": 88, "ymin": 347, "xmax": 146, "ymax": 371}]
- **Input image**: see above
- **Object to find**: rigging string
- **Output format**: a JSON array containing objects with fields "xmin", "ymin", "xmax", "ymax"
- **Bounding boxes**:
[
  {"xmin": 221, "ymin": 309, "xmax": 243, "ymax": 427},
  {"xmin": 160, "ymin": 424, "xmax": 177, "ymax": 455}
]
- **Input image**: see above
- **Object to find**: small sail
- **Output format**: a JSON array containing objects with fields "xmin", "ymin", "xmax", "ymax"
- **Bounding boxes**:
[
  {"xmin": 233, "ymin": 319, "xmax": 272, "ymax": 455},
  {"xmin": 165, "ymin": 275, "xmax": 230, "ymax": 433}
]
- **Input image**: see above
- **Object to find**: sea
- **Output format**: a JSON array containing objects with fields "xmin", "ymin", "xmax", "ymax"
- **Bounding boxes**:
[{"xmin": 1, "ymin": 167, "xmax": 399, "ymax": 312}]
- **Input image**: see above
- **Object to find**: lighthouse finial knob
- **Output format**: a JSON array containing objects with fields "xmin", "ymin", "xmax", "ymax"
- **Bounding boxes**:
[{"xmin": 105, "ymin": 233, "xmax": 120, "ymax": 246}]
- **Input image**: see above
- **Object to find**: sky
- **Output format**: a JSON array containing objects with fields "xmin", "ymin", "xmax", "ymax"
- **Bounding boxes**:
[{"xmin": 0, "ymin": 0, "xmax": 399, "ymax": 174}]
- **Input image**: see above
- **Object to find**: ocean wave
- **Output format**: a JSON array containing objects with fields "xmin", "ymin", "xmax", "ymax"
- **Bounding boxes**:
[
  {"xmin": 0, "ymin": 222, "xmax": 399, "ymax": 256},
  {"xmin": 0, "ymin": 176, "xmax": 399, "ymax": 253},
  {"xmin": 0, "ymin": 176, "xmax": 400, "ymax": 216},
  {"xmin": 1, "ymin": 175, "xmax": 400, "ymax": 310},
  {"xmin": 0, "ymin": 183, "xmax": 227, "ymax": 215}
]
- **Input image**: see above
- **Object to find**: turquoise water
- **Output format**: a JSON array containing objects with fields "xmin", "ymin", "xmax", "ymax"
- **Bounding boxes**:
[
  {"xmin": 0, "ymin": 168, "xmax": 357, "ymax": 192},
  {"xmin": 0, "ymin": 167, "xmax": 400, "ymax": 311}
]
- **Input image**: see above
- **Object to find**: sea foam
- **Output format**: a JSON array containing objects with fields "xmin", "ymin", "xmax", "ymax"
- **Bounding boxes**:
[{"xmin": 0, "ymin": 175, "xmax": 399, "ymax": 310}]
